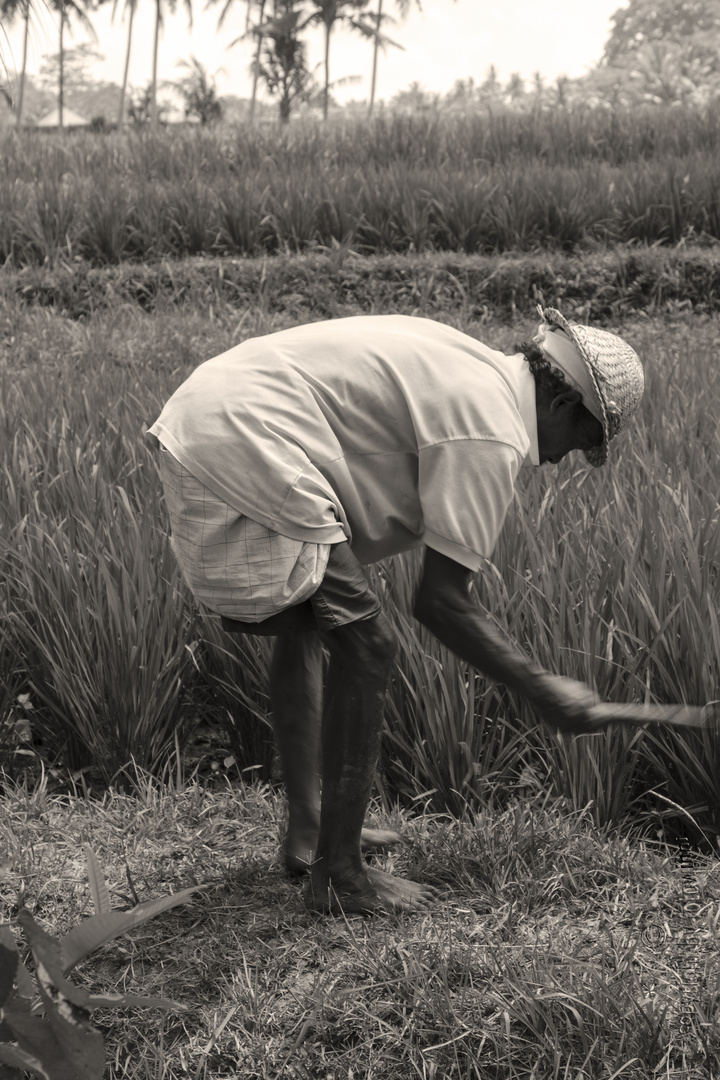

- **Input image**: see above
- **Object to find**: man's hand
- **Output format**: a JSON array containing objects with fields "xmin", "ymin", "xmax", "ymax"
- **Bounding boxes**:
[{"xmin": 529, "ymin": 672, "xmax": 603, "ymax": 734}]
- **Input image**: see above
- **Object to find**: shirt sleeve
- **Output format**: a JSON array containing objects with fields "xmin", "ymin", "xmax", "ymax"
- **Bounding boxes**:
[{"xmin": 418, "ymin": 438, "xmax": 523, "ymax": 571}]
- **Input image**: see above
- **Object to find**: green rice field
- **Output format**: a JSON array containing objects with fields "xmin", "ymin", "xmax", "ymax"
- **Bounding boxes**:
[
  {"xmin": 4, "ymin": 107, "xmax": 720, "ymax": 266},
  {"xmin": 2, "ymin": 109, "xmax": 720, "ymax": 1079},
  {"xmin": 2, "ymin": 252, "xmax": 719, "ymax": 837}
]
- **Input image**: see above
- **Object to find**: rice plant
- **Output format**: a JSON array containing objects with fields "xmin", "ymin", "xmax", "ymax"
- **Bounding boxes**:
[
  {"xmin": 193, "ymin": 613, "xmax": 276, "ymax": 781},
  {"xmin": 2, "ymin": 288, "xmax": 719, "ymax": 834},
  {"xmin": 5, "ymin": 107, "xmax": 720, "ymax": 266},
  {"xmin": 1, "ymin": 437, "xmax": 198, "ymax": 783}
]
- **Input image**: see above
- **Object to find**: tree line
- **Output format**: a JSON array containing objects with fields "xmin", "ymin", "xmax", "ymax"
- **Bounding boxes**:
[
  {"xmin": 0, "ymin": 0, "xmax": 425, "ymax": 128},
  {"xmin": 3, "ymin": 0, "xmax": 720, "ymax": 130}
]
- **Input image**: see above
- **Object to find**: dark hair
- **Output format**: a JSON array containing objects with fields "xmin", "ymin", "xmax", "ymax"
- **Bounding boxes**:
[
  {"xmin": 517, "ymin": 342, "xmax": 604, "ymax": 446},
  {"xmin": 515, "ymin": 341, "xmax": 574, "ymax": 398}
]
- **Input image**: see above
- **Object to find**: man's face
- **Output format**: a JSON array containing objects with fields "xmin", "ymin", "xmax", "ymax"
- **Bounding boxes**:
[{"xmin": 536, "ymin": 388, "xmax": 604, "ymax": 466}]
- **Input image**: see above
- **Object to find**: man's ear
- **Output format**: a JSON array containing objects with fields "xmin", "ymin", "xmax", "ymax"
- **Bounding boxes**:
[{"xmin": 549, "ymin": 388, "xmax": 582, "ymax": 414}]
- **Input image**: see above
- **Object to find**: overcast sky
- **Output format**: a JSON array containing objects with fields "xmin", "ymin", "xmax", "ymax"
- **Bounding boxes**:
[{"xmin": 4, "ymin": 0, "xmax": 626, "ymax": 105}]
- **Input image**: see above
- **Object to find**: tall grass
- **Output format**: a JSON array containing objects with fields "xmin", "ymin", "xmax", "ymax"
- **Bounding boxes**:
[
  {"xmin": 0, "ymin": 369, "xmax": 198, "ymax": 783},
  {"xmin": 2, "ymin": 302, "xmax": 718, "ymax": 835},
  {"xmin": 4, "ymin": 107, "xmax": 720, "ymax": 265}
]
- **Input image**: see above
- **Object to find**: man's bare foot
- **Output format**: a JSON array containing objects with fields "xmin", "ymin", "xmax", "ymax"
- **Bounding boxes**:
[
  {"xmin": 284, "ymin": 826, "xmax": 403, "ymax": 875},
  {"xmin": 304, "ymin": 865, "xmax": 438, "ymax": 915}
]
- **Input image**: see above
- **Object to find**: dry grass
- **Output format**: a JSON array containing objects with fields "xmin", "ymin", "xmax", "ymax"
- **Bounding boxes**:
[
  {"xmin": 2, "ymin": 773, "xmax": 720, "ymax": 1078},
  {"xmin": 5, "ymin": 248, "xmax": 720, "ymax": 324}
]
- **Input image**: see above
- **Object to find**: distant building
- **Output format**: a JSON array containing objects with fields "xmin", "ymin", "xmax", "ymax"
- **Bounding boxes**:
[{"xmin": 35, "ymin": 107, "xmax": 90, "ymax": 130}]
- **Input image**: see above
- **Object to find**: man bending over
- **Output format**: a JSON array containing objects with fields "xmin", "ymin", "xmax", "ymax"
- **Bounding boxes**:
[{"xmin": 146, "ymin": 308, "xmax": 644, "ymax": 915}]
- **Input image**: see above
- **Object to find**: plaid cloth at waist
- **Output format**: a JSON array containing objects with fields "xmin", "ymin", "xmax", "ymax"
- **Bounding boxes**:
[{"xmin": 157, "ymin": 447, "xmax": 331, "ymax": 622}]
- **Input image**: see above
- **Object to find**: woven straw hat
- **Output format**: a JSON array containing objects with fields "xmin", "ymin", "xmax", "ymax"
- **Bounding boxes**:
[{"xmin": 537, "ymin": 306, "xmax": 644, "ymax": 467}]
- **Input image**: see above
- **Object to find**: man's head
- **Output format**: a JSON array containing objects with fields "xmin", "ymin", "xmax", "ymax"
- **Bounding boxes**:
[
  {"xmin": 522, "ymin": 345, "xmax": 604, "ymax": 464},
  {"xmin": 524, "ymin": 307, "xmax": 644, "ymax": 467}
]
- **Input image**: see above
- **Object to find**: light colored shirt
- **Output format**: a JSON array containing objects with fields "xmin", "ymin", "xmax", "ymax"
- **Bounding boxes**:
[{"xmin": 147, "ymin": 315, "xmax": 540, "ymax": 571}]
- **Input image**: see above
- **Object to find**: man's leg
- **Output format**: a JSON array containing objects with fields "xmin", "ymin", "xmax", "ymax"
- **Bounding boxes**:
[
  {"xmin": 269, "ymin": 633, "xmax": 403, "ymax": 874},
  {"xmin": 305, "ymin": 611, "xmax": 437, "ymax": 914},
  {"xmin": 269, "ymin": 634, "xmax": 325, "ymax": 873}
]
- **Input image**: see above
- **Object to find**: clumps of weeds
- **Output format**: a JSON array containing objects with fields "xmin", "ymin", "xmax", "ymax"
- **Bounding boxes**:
[{"xmin": 0, "ymin": 847, "xmax": 203, "ymax": 1080}]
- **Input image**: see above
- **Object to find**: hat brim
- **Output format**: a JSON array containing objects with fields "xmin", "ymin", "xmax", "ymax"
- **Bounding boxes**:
[{"xmin": 537, "ymin": 306, "xmax": 609, "ymax": 468}]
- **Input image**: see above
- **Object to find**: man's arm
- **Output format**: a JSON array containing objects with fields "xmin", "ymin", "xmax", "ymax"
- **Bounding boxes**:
[{"xmin": 413, "ymin": 547, "xmax": 601, "ymax": 734}]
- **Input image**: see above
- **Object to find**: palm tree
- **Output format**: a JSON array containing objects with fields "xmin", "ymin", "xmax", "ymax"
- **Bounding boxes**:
[
  {"xmin": 530, "ymin": 70, "xmax": 545, "ymax": 108},
  {"xmin": 1, "ymin": 0, "xmax": 32, "ymax": 125},
  {"xmin": 478, "ymin": 63, "xmax": 502, "ymax": 106},
  {"xmin": 246, "ymin": 0, "xmax": 266, "ymax": 120},
  {"xmin": 213, "ymin": 0, "xmax": 266, "ymax": 122},
  {"xmin": 367, "ymin": 0, "xmax": 417, "ymax": 116},
  {"xmin": 112, "ymin": 0, "xmax": 138, "ymax": 127},
  {"xmin": 249, "ymin": 0, "xmax": 313, "ymax": 122},
  {"xmin": 215, "ymin": 0, "xmax": 266, "ymax": 122},
  {"xmin": 149, "ymin": 0, "xmax": 192, "ymax": 129},
  {"xmin": 174, "ymin": 54, "xmax": 224, "ymax": 121},
  {"xmin": 304, "ymin": 0, "xmax": 376, "ymax": 121},
  {"xmin": 49, "ymin": 0, "xmax": 95, "ymax": 131},
  {"xmin": 505, "ymin": 71, "xmax": 525, "ymax": 107}
]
